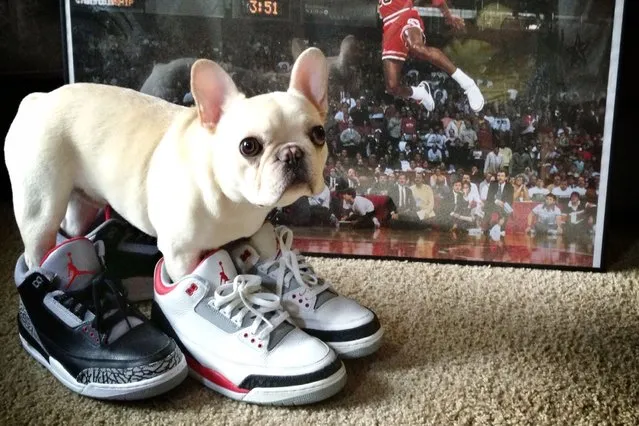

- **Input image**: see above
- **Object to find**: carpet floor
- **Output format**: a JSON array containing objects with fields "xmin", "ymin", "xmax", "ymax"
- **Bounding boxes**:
[{"xmin": 1, "ymin": 201, "xmax": 638, "ymax": 426}]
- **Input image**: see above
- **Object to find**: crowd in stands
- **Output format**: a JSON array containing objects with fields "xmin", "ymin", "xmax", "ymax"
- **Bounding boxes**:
[
  {"xmin": 71, "ymin": 13, "xmax": 605, "ymax": 243},
  {"xmin": 271, "ymin": 36, "xmax": 604, "ymax": 243}
]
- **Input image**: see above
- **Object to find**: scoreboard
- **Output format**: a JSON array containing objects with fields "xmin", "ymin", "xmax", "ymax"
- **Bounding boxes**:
[
  {"xmin": 70, "ymin": 0, "xmax": 379, "ymax": 26},
  {"xmin": 232, "ymin": 0, "xmax": 291, "ymax": 21}
]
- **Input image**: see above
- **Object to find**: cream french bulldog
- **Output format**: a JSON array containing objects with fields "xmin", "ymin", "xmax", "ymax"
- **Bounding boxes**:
[{"xmin": 4, "ymin": 47, "xmax": 329, "ymax": 282}]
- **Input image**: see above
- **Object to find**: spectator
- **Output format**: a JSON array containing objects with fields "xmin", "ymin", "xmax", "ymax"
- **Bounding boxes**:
[
  {"xmin": 526, "ymin": 194, "xmax": 563, "ymax": 236},
  {"xmin": 484, "ymin": 146, "xmax": 503, "ymax": 175},
  {"xmin": 338, "ymin": 188, "xmax": 379, "ymax": 229},
  {"xmin": 410, "ymin": 172, "xmax": 437, "ymax": 226}
]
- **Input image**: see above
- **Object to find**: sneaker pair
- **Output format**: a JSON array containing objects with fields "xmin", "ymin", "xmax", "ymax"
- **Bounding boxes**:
[
  {"xmin": 15, "ymin": 237, "xmax": 188, "ymax": 400},
  {"xmin": 151, "ymin": 222, "xmax": 384, "ymax": 405},
  {"xmin": 57, "ymin": 210, "xmax": 383, "ymax": 404},
  {"xmin": 62, "ymin": 211, "xmax": 384, "ymax": 355},
  {"xmin": 416, "ymin": 80, "xmax": 484, "ymax": 113}
]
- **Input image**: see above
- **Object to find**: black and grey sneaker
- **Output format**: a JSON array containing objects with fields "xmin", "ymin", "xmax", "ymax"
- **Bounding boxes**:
[
  {"xmin": 57, "ymin": 207, "xmax": 161, "ymax": 302},
  {"xmin": 15, "ymin": 237, "xmax": 188, "ymax": 400}
]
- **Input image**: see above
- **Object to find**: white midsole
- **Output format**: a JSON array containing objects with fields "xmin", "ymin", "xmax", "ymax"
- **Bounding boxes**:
[
  {"xmin": 20, "ymin": 334, "xmax": 187, "ymax": 399},
  {"xmin": 325, "ymin": 327, "xmax": 385, "ymax": 357}
]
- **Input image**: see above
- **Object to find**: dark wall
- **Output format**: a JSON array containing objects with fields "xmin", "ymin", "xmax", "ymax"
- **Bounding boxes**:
[{"xmin": 0, "ymin": 1, "xmax": 637, "ymax": 231}]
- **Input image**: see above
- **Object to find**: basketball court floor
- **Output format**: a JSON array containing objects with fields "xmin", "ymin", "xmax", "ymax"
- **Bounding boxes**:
[{"xmin": 289, "ymin": 226, "xmax": 595, "ymax": 268}]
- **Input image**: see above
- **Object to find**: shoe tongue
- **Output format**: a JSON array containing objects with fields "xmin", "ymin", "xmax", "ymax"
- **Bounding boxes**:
[
  {"xmin": 193, "ymin": 250, "xmax": 238, "ymax": 288},
  {"xmin": 230, "ymin": 222, "xmax": 280, "ymax": 274},
  {"xmin": 248, "ymin": 222, "xmax": 279, "ymax": 260},
  {"xmin": 41, "ymin": 238, "xmax": 101, "ymax": 291}
]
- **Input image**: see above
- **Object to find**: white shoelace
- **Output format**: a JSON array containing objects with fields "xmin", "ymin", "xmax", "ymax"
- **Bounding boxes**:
[
  {"xmin": 209, "ymin": 275, "xmax": 289, "ymax": 340},
  {"xmin": 259, "ymin": 226, "xmax": 331, "ymax": 300}
]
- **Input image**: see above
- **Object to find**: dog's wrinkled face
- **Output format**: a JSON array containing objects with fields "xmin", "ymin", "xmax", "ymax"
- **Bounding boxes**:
[
  {"xmin": 189, "ymin": 47, "xmax": 329, "ymax": 208},
  {"xmin": 213, "ymin": 92, "xmax": 328, "ymax": 207}
]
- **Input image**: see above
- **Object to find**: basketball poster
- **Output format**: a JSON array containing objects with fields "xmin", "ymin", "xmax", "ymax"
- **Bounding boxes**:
[{"xmin": 61, "ymin": 0, "xmax": 624, "ymax": 270}]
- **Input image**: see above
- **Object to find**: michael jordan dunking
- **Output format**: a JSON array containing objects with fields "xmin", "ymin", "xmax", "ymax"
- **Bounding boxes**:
[{"xmin": 378, "ymin": 0, "xmax": 485, "ymax": 112}]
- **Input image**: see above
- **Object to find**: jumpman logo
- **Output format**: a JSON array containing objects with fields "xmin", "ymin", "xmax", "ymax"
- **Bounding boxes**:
[
  {"xmin": 219, "ymin": 261, "xmax": 230, "ymax": 285},
  {"xmin": 65, "ymin": 252, "xmax": 94, "ymax": 289}
]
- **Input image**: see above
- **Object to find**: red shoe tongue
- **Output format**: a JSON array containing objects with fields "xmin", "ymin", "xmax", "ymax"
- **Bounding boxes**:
[
  {"xmin": 40, "ymin": 238, "xmax": 101, "ymax": 291},
  {"xmin": 193, "ymin": 250, "xmax": 238, "ymax": 287}
]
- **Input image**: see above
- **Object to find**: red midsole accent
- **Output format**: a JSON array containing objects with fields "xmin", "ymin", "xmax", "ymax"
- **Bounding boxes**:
[{"xmin": 185, "ymin": 355, "xmax": 249, "ymax": 394}]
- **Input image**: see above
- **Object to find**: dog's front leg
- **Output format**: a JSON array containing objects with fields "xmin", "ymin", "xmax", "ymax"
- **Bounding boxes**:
[
  {"xmin": 159, "ymin": 242, "xmax": 201, "ymax": 283},
  {"xmin": 60, "ymin": 191, "xmax": 101, "ymax": 237}
]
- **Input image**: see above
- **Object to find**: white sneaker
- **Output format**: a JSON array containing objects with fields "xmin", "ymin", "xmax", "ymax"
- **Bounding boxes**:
[
  {"xmin": 417, "ymin": 81, "xmax": 435, "ymax": 112},
  {"xmin": 465, "ymin": 84, "xmax": 485, "ymax": 112},
  {"xmin": 228, "ymin": 223, "xmax": 384, "ymax": 359},
  {"xmin": 151, "ymin": 249, "xmax": 346, "ymax": 405}
]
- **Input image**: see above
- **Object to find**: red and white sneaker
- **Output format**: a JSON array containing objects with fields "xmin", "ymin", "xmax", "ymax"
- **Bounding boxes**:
[
  {"xmin": 151, "ymin": 249, "xmax": 346, "ymax": 405},
  {"xmin": 228, "ymin": 223, "xmax": 384, "ymax": 359}
]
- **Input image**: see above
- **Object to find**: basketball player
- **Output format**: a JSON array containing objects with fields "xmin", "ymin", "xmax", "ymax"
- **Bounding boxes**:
[{"xmin": 378, "ymin": 0, "xmax": 484, "ymax": 112}]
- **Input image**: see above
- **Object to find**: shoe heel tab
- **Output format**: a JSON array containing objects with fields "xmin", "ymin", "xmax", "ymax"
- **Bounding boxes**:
[
  {"xmin": 18, "ymin": 270, "xmax": 55, "ymax": 293},
  {"xmin": 154, "ymin": 258, "xmax": 179, "ymax": 296},
  {"xmin": 14, "ymin": 254, "xmax": 29, "ymax": 286}
]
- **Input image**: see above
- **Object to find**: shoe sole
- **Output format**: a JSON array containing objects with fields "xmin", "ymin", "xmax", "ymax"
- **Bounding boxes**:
[
  {"xmin": 151, "ymin": 301, "xmax": 347, "ymax": 405},
  {"xmin": 188, "ymin": 356, "xmax": 347, "ymax": 406},
  {"xmin": 324, "ymin": 327, "xmax": 384, "ymax": 359},
  {"xmin": 19, "ymin": 334, "xmax": 188, "ymax": 400}
]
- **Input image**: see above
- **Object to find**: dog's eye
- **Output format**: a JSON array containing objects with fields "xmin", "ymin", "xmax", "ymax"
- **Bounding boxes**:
[
  {"xmin": 239, "ymin": 137, "xmax": 262, "ymax": 157},
  {"xmin": 309, "ymin": 125, "xmax": 326, "ymax": 146}
]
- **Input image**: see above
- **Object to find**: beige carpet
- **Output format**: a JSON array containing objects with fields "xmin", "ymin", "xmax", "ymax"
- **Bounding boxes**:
[{"xmin": 1, "ymin": 202, "xmax": 639, "ymax": 426}]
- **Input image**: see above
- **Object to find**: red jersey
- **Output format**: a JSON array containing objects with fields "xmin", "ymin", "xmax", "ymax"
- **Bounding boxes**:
[
  {"xmin": 401, "ymin": 117, "xmax": 417, "ymax": 135},
  {"xmin": 377, "ymin": 0, "xmax": 444, "ymax": 23}
]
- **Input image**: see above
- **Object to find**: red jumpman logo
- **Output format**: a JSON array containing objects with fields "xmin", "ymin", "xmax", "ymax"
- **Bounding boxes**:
[
  {"xmin": 65, "ymin": 252, "xmax": 94, "ymax": 289},
  {"xmin": 219, "ymin": 261, "xmax": 229, "ymax": 285}
]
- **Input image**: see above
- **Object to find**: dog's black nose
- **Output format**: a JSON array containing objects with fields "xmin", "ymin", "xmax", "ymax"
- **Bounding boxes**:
[{"xmin": 278, "ymin": 146, "xmax": 304, "ymax": 165}]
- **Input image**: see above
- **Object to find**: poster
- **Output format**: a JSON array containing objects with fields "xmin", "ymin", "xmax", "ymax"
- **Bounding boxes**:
[{"xmin": 61, "ymin": 0, "xmax": 624, "ymax": 269}]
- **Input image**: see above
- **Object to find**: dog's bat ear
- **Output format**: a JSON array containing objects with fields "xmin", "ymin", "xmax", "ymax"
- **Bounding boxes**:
[
  {"xmin": 288, "ymin": 47, "xmax": 329, "ymax": 122},
  {"xmin": 190, "ymin": 59, "xmax": 239, "ymax": 130}
]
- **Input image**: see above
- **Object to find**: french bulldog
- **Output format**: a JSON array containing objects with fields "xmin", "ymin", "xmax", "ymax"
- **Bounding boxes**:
[{"xmin": 4, "ymin": 47, "xmax": 329, "ymax": 282}]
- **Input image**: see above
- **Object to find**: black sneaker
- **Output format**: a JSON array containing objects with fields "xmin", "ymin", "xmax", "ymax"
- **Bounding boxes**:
[
  {"xmin": 15, "ymin": 237, "xmax": 188, "ymax": 400},
  {"xmin": 57, "ymin": 207, "xmax": 160, "ymax": 302}
]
